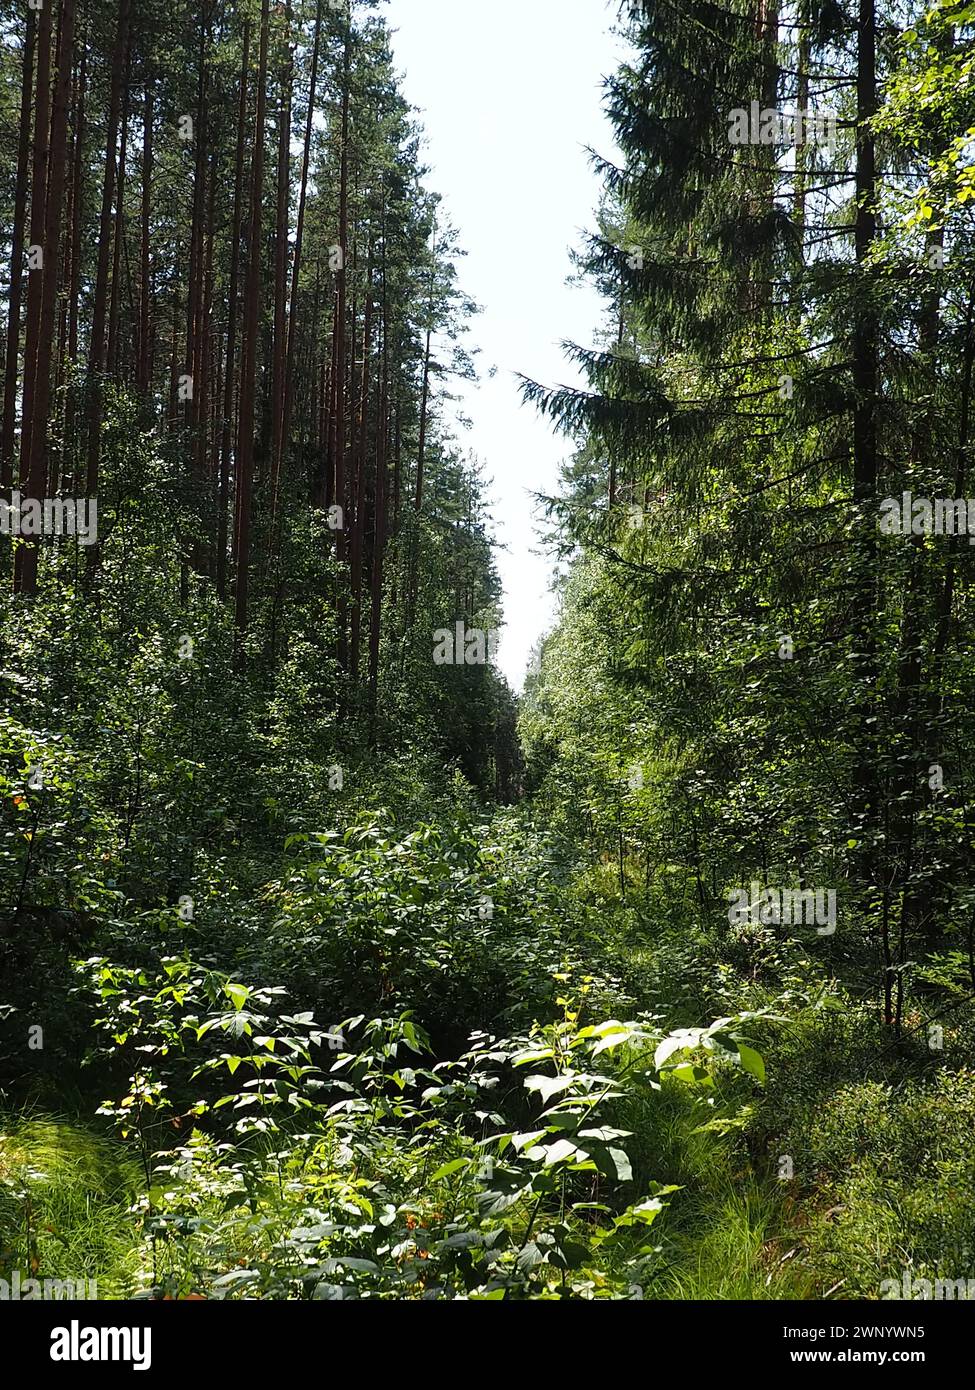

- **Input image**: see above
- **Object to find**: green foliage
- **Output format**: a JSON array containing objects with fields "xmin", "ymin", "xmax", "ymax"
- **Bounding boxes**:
[
  {"xmin": 0, "ymin": 1118, "xmax": 141, "ymax": 1297},
  {"xmin": 797, "ymin": 1069, "xmax": 975, "ymax": 1297},
  {"xmin": 261, "ymin": 813, "xmax": 585, "ymax": 1045},
  {"xmin": 3, "ymin": 0, "xmax": 974, "ymax": 1307},
  {"xmin": 72, "ymin": 945, "xmax": 766, "ymax": 1299}
]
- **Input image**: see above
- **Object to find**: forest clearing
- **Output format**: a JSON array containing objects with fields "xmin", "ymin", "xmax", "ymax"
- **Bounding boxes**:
[{"xmin": 1, "ymin": 0, "xmax": 975, "ymax": 1358}]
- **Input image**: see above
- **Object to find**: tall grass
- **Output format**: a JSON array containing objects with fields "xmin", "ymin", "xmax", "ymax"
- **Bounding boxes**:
[
  {"xmin": 0, "ymin": 1114, "xmax": 142, "ymax": 1297},
  {"xmin": 619, "ymin": 1077, "xmax": 815, "ymax": 1300}
]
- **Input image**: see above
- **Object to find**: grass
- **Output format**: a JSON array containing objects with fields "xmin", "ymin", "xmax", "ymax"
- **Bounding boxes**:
[
  {"xmin": 617, "ymin": 1072, "xmax": 817, "ymax": 1300},
  {"xmin": 0, "ymin": 1113, "xmax": 143, "ymax": 1297}
]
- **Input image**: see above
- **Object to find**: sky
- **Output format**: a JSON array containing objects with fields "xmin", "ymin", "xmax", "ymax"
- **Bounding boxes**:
[{"xmin": 382, "ymin": 0, "xmax": 628, "ymax": 689}]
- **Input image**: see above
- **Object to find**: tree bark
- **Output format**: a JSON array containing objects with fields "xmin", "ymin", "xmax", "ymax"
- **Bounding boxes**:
[
  {"xmin": 350, "ymin": 256, "xmax": 373, "ymax": 679},
  {"xmin": 368, "ymin": 281, "xmax": 389, "ymax": 745},
  {"xmin": 2, "ymin": 10, "xmax": 37, "ymax": 492},
  {"xmin": 15, "ymin": 0, "xmax": 76, "ymax": 594},
  {"xmin": 17, "ymin": 0, "xmax": 53, "ymax": 507},
  {"xmin": 84, "ymin": 0, "xmax": 131, "ymax": 499},
  {"xmin": 217, "ymin": 19, "xmax": 251, "ymax": 600},
  {"xmin": 107, "ymin": 41, "xmax": 131, "ymax": 376},
  {"xmin": 269, "ymin": 1, "xmax": 293, "ymax": 519},
  {"xmin": 852, "ymin": 0, "xmax": 882, "ymax": 998},
  {"xmin": 138, "ymin": 82, "xmax": 154, "ymax": 391},
  {"xmin": 233, "ymin": 0, "xmax": 270, "ymax": 635},
  {"xmin": 280, "ymin": 0, "xmax": 323, "ymax": 520},
  {"xmin": 67, "ymin": 42, "xmax": 86, "ymax": 369}
]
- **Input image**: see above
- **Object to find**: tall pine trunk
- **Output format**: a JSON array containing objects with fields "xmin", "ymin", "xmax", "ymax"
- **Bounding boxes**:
[
  {"xmin": 2, "ymin": 10, "xmax": 36, "ymax": 493},
  {"xmin": 234, "ymin": 0, "xmax": 270, "ymax": 635},
  {"xmin": 15, "ymin": 0, "xmax": 75, "ymax": 594},
  {"xmin": 349, "ymin": 257, "xmax": 372, "ymax": 679},
  {"xmin": 269, "ymin": 2, "xmax": 293, "ymax": 520},
  {"xmin": 368, "ymin": 285, "xmax": 389, "ymax": 745},
  {"xmin": 280, "ymin": 0, "xmax": 323, "ymax": 518},
  {"xmin": 17, "ymin": 0, "xmax": 53, "ymax": 509},
  {"xmin": 106, "ymin": 42, "xmax": 131, "ymax": 376},
  {"xmin": 331, "ymin": 17, "xmax": 352, "ymax": 665},
  {"xmin": 138, "ymin": 83, "xmax": 154, "ymax": 391},
  {"xmin": 852, "ymin": 0, "xmax": 882, "ymax": 1007},
  {"xmin": 217, "ymin": 20, "xmax": 251, "ymax": 599},
  {"xmin": 85, "ymin": 0, "xmax": 131, "ymax": 500}
]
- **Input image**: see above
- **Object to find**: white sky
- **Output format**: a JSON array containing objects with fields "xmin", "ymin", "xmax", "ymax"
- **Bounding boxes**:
[{"xmin": 383, "ymin": 0, "xmax": 627, "ymax": 689}]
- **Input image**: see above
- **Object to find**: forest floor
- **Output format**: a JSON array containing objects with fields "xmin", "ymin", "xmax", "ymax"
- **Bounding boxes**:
[{"xmin": 6, "ymin": 797, "xmax": 957, "ymax": 1302}]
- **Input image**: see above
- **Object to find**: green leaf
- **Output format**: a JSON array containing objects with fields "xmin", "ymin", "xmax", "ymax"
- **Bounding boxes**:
[
  {"xmin": 655, "ymin": 1028, "xmax": 703, "ymax": 1069},
  {"xmin": 510, "ymin": 1129, "xmax": 548, "ymax": 1151},
  {"xmin": 524, "ymin": 1073, "xmax": 576, "ymax": 1104},
  {"xmin": 429, "ymin": 1158, "xmax": 470, "ymax": 1181},
  {"xmin": 603, "ymin": 1147, "xmax": 632, "ymax": 1182},
  {"xmin": 528, "ymin": 1137, "xmax": 587, "ymax": 1167},
  {"xmin": 737, "ymin": 1043, "xmax": 765, "ymax": 1084},
  {"xmin": 225, "ymin": 982, "xmax": 249, "ymax": 1011}
]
